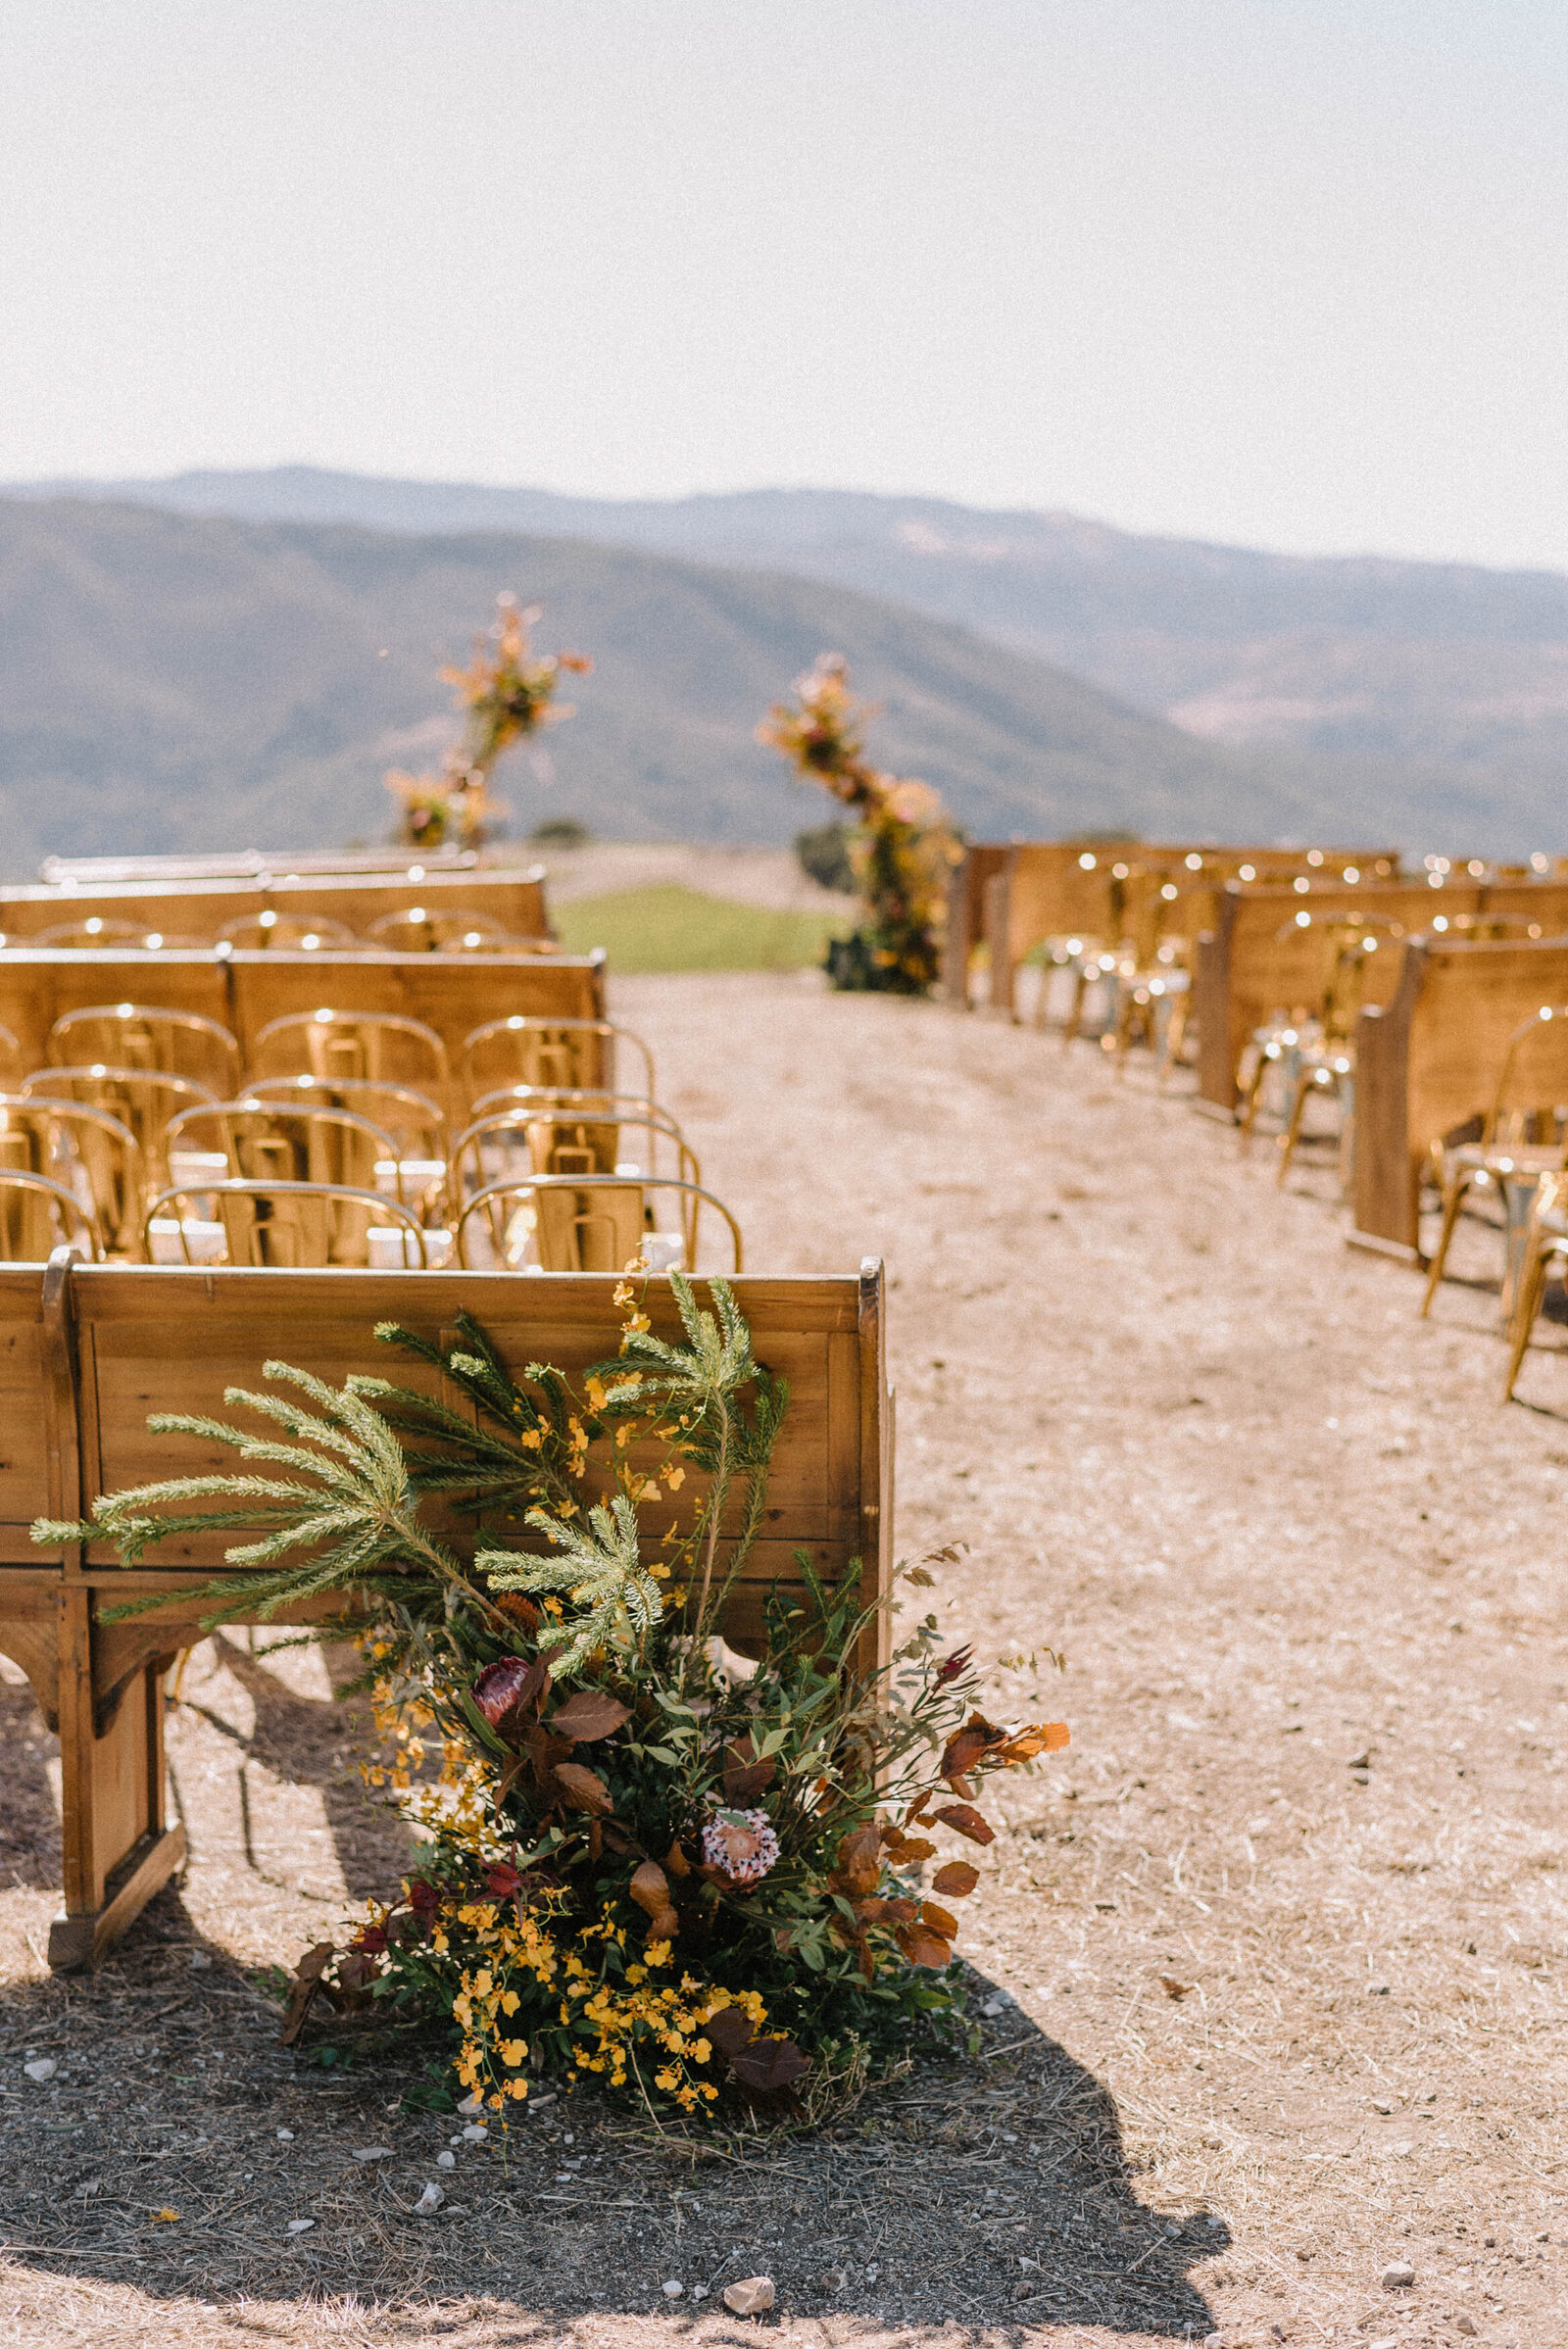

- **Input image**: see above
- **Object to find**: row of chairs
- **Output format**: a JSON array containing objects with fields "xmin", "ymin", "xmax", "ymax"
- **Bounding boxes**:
[
  {"xmin": 0, "ymin": 1003, "xmax": 743, "ymax": 1274},
  {"xmin": 3, "ymin": 908, "xmax": 552, "ymax": 954}
]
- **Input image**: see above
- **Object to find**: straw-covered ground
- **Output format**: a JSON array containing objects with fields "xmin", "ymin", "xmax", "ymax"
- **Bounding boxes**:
[{"xmin": 2, "ymin": 972, "xmax": 1564, "ymax": 2349}]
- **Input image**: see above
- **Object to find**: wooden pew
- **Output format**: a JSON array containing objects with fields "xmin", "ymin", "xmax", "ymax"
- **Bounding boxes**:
[
  {"xmin": 940, "ymin": 845, "xmax": 1010, "ymax": 1003},
  {"xmin": 1352, "ymin": 936, "xmax": 1568, "ymax": 1259},
  {"xmin": 0, "ymin": 865, "xmax": 553, "ymax": 949},
  {"xmin": 1192, "ymin": 878, "xmax": 1495, "ymax": 1112},
  {"xmin": 0, "ymin": 1254, "xmax": 893, "ymax": 1969},
  {"xmin": 970, "ymin": 842, "xmax": 1399, "ymax": 1017},
  {"xmin": 0, "ymin": 947, "xmax": 607, "ymax": 1119},
  {"xmin": 40, "ymin": 849, "xmax": 484, "ymax": 884}
]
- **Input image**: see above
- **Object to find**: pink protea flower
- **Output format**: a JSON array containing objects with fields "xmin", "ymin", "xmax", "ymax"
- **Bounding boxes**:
[{"xmin": 700, "ymin": 1806, "xmax": 780, "ymax": 1886}]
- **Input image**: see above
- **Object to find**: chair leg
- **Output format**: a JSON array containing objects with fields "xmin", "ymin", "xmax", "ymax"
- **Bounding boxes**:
[
  {"xmin": 1276, "ymin": 1073, "xmax": 1315, "ymax": 1187},
  {"xmin": 1238, "ymin": 1056, "xmax": 1269, "ymax": 1149},
  {"xmin": 1501, "ymin": 1242, "xmax": 1549, "ymax": 1401},
  {"xmin": 1420, "ymin": 1173, "xmax": 1473, "ymax": 1318}
]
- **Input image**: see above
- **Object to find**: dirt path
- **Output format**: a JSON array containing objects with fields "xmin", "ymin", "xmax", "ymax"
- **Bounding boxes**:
[{"xmin": 3, "ymin": 974, "xmax": 1564, "ymax": 2349}]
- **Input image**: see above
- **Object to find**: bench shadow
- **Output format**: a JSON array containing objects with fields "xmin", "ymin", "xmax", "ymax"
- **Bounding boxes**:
[{"xmin": 0, "ymin": 1669, "xmax": 61, "ymax": 1889}]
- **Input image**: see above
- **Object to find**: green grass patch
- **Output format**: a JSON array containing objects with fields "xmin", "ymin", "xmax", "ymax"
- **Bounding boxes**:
[{"xmin": 553, "ymin": 883, "xmax": 853, "ymax": 974}]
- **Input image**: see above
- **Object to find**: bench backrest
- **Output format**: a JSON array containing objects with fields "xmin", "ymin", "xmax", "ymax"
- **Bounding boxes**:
[
  {"xmin": 1353, "ymin": 936, "xmax": 1568, "ymax": 1251},
  {"xmin": 40, "ymin": 848, "xmax": 486, "ymax": 883},
  {"xmin": 0, "ymin": 948, "xmax": 607, "ymax": 1118},
  {"xmin": 0, "ymin": 867, "xmax": 552, "ymax": 948},
  {"xmin": 1191, "ymin": 879, "xmax": 1568, "ymax": 1107}
]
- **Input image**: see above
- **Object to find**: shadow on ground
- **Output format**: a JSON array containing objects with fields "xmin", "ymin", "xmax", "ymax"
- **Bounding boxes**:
[{"xmin": 0, "ymin": 1938, "xmax": 1221, "ymax": 2339}]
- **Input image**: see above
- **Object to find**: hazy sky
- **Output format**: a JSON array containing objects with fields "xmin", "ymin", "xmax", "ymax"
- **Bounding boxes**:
[{"xmin": 4, "ymin": 1, "xmax": 1566, "ymax": 565}]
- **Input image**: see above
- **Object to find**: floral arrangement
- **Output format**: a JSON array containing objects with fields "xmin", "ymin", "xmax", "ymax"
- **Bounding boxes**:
[
  {"xmin": 386, "ymin": 595, "xmax": 591, "ymax": 851},
  {"xmin": 35, "ymin": 1278, "xmax": 1064, "ymax": 2125},
  {"xmin": 759, "ymin": 655, "xmax": 962, "ymax": 995}
]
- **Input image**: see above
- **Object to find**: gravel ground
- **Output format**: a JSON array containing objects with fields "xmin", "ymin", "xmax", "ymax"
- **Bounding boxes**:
[{"xmin": 2, "ymin": 972, "xmax": 1565, "ymax": 2349}]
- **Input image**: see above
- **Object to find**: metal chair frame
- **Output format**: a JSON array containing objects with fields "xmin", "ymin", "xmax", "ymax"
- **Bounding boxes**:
[
  {"xmin": 461, "ymin": 1015, "xmax": 655, "ymax": 1103},
  {"xmin": 1501, "ymin": 1171, "xmax": 1568, "ymax": 1401},
  {"xmin": 0, "ymin": 1167, "xmax": 102, "ymax": 1262},
  {"xmin": 47, "ymin": 1003, "xmax": 241, "ymax": 1095},
  {"xmin": 21, "ymin": 1066, "xmax": 220, "ymax": 1187},
  {"xmin": 0, "ymin": 1094, "xmax": 145, "ymax": 1256},
  {"xmin": 163, "ymin": 1098, "xmax": 416, "ymax": 1208},
  {"xmin": 452, "ymin": 1096, "xmax": 698, "ymax": 1200},
  {"xmin": 216, "ymin": 912, "xmax": 363, "ymax": 952},
  {"xmin": 143, "ymin": 1179, "xmax": 428, "ymax": 1269},
  {"xmin": 236, "ymin": 1073, "xmax": 450, "ymax": 1164},
  {"xmin": 1421, "ymin": 1005, "xmax": 1568, "ymax": 1319},
  {"xmin": 365, "ymin": 907, "xmax": 534, "ymax": 954},
  {"xmin": 250, "ymin": 1008, "xmax": 451, "ymax": 1095},
  {"xmin": 455, "ymin": 1172, "xmax": 741, "ymax": 1276}
]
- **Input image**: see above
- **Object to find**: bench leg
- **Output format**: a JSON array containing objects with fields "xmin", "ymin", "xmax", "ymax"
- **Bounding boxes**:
[{"xmin": 49, "ymin": 1599, "xmax": 186, "ymax": 1971}]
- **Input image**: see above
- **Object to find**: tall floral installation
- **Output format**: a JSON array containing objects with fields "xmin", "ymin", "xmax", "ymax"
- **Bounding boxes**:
[
  {"xmin": 35, "ymin": 1278, "xmax": 1064, "ymax": 2128},
  {"xmin": 759, "ymin": 654, "xmax": 962, "ymax": 994},
  {"xmin": 385, "ymin": 594, "xmax": 591, "ymax": 851}
]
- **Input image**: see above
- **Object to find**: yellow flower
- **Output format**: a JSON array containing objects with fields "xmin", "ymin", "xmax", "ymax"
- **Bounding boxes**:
[
  {"xmin": 654, "ymin": 2068, "xmax": 678, "ymax": 2092},
  {"xmin": 662, "ymin": 1463, "xmax": 685, "ymax": 1491},
  {"xmin": 497, "ymin": 2038, "xmax": 527, "ymax": 2068}
]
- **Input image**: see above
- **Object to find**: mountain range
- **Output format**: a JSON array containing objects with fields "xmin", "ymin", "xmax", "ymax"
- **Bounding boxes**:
[{"xmin": 3, "ymin": 469, "xmax": 1567, "ymax": 866}]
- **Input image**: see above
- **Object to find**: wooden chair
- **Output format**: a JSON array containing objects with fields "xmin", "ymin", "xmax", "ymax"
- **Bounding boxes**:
[
  {"xmin": 248, "ymin": 1008, "xmax": 450, "ymax": 1099},
  {"xmin": 456, "ymin": 1172, "xmax": 741, "ymax": 1274},
  {"xmin": 0, "ymin": 1170, "xmax": 101, "ymax": 1260},
  {"xmin": 48, "ymin": 1003, "xmax": 242, "ymax": 1096},
  {"xmin": 216, "ymin": 912, "xmax": 362, "ymax": 953},
  {"xmin": 1501, "ymin": 1172, "xmax": 1568, "ymax": 1399},
  {"xmin": 144, "ymin": 1179, "xmax": 429, "ymax": 1269},
  {"xmin": 22, "ymin": 1067, "xmax": 219, "ymax": 1191},
  {"xmin": 0, "ymin": 1097, "xmax": 145, "ymax": 1258},
  {"xmin": 462, "ymin": 1014, "xmax": 654, "ymax": 1103},
  {"xmin": 163, "ymin": 1099, "xmax": 408, "ymax": 1206},
  {"xmin": 1420, "ymin": 1006, "xmax": 1568, "ymax": 1318}
]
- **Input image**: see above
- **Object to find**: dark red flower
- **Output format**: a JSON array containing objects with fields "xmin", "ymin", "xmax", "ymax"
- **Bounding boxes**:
[
  {"xmin": 484, "ymin": 1862, "xmax": 521, "ymax": 1898},
  {"xmin": 472, "ymin": 1655, "xmax": 545, "ymax": 1735},
  {"xmin": 352, "ymin": 1925, "xmax": 388, "ymax": 1955},
  {"xmin": 407, "ymin": 1878, "xmax": 440, "ymax": 1919},
  {"xmin": 935, "ymin": 1645, "xmax": 973, "ymax": 1686}
]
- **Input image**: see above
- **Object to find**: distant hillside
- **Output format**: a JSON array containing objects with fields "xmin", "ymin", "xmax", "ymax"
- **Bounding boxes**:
[
  {"xmin": 23, "ymin": 468, "xmax": 1565, "ymax": 848},
  {"xmin": 0, "ymin": 498, "xmax": 1328, "ymax": 875}
]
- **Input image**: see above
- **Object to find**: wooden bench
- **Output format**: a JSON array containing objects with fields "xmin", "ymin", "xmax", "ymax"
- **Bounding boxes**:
[
  {"xmin": 0, "ymin": 1254, "xmax": 892, "ymax": 1970},
  {"xmin": 40, "ymin": 849, "xmax": 486, "ymax": 884},
  {"xmin": 0, "ymin": 866, "xmax": 553, "ymax": 950},
  {"xmin": 1190, "ymin": 879, "xmax": 1568, "ymax": 1112},
  {"xmin": 1352, "ymin": 937, "xmax": 1568, "ymax": 1258},
  {"xmin": 957, "ymin": 842, "xmax": 1399, "ymax": 1017},
  {"xmin": 0, "ymin": 947, "xmax": 608, "ymax": 1121}
]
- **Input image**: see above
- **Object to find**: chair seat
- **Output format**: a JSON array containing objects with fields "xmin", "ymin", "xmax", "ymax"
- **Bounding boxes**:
[{"xmin": 1446, "ymin": 1143, "xmax": 1565, "ymax": 1179}]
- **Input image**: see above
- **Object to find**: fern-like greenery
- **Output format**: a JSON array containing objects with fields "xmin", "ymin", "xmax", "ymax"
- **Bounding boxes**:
[{"xmin": 30, "ymin": 1275, "xmax": 787, "ymax": 1681}]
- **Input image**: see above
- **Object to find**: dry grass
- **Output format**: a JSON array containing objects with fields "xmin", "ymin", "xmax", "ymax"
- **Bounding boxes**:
[{"xmin": 4, "ymin": 973, "xmax": 1566, "ymax": 2348}]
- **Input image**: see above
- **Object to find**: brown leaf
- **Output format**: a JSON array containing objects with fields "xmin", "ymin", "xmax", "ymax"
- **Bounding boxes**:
[
  {"xmin": 933, "ymin": 1802, "xmax": 996, "ymax": 1846},
  {"xmin": 663, "ymin": 1836, "xmax": 691, "ymax": 1880},
  {"xmin": 728, "ymin": 2035, "xmax": 811, "ymax": 2092},
  {"xmin": 723, "ymin": 1734, "xmax": 777, "ymax": 1803},
  {"xmin": 880, "ymin": 1830, "xmax": 937, "ymax": 1865},
  {"xmin": 941, "ymin": 1713, "xmax": 1007, "ymax": 1783},
  {"xmin": 550, "ymin": 1690, "xmax": 631, "ymax": 1741},
  {"xmin": 279, "ymin": 1941, "xmax": 336, "ymax": 2046},
  {"xmin": 628, "ymin": 1860, "xmax": 670, "ymax": 1918},
  {"xmin": 896, "ymin": 1924, "xmax": 952, "ymax": 1970},
  {"xmin": 932, "ymin": 1859, "xmax": 981, "ymax": 1898},
  {"xmin": 829, "ymin": 1823, "xmax": 882, "ymax": 1899},
  {"xmin": 998, "ymin": 1722, "xmax": 1071, "ymax": 1764},
  {"xmin": 1160, "ymin": 1976, "xmax": 1194, "ymax": 2001},
  {"xmin": 705, "ymin": 2006, "xmax": 756, "ymax": 2061},
  {"xmin": 921, "ymin": 1901, "xmax": 960, "ymax": 1939},
  {"xmin": 552, "ymin": 1761, "xmax": 612, "ymax": 1816}
]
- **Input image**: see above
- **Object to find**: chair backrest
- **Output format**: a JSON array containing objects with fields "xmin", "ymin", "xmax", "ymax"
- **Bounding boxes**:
[
  {"xmin": 462, "ymin": 1015, "xmax": 654, "ymax": 1101},
  {"xmin": 48, "ymin": 1003, "xmax": 241, "ymax": 1094},
  {"xmin": 0, "ymin": 1097, "xmax": 143, "ymax": 1256},
  {"xmin": 0, "ymin": 1024, "xmax": 23, "ymax": 1091},
  {"xmin": 0, "ymin": 1169, "xmax": 100, "ymax": 1263},
  {"xmin": 35, "ymin": 917, "xmax": 151, "ymax": 949},
  {"xmin": 22, "ymin": 1067, "xmax": 220, "ymax": 1182},
  {"xmin": 452, "ymin": 1101, "xmax": 697, "ymax": 1200},
  {"xmin": 236, "ymin": 1074, "xmax": 448, "ymax": 1161},
  {"xmin": 146, "ymin": 1179, "xmax": 426, "ymax": 1269},
  {"xmin": 164, "ymin": 1101, "xmax": 402, "ymax": 1198},
  {"xmin": 249, "ymin": 1008, "xmax": 450, "ymax": 1097},
  {"xmin": 456, "ymin": 1173, "xmax": 741, "ymax": 1275},
  {"xmin": 365, "ymin": 906, "xmax": 534, "ymax": 954},
  {"xmin": 217, "ymin": 912, "xmax": 362, "ymax": 952},
  {"xmin": 1486, "ymin": 1006, "xmax": 1568, "ymax": 1148}
]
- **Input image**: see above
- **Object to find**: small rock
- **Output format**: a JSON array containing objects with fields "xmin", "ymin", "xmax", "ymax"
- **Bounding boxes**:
[
  {"xmin": 23, "ymin": 2059, "xmax": 57, "ymax": 2083},
  {"xmin": 286, "ymin": 2219, "xmax": 315, "ymax": 2235},
  {"xmin": 436, "ymin": 2150, "xmax": 457, "ymax": 2170},
  {"xmin": 1455, "ymin": 2321, "xmax": 1478, "ymax": 2337},
  {"xmin": 691, "ymin": 2285, "xmax": 709, "ymax": 2302},
  {"xmin": 1371, "ymin": 2098, "xmax": 1393, "ymax": 2115},
  {"xmin": 188, "ymin": 1950, "xmax": 213, "ymax": 1970},
  {"xmin": 276, "ymin": 2128, "xmax": 295, "ymax": 2141},
  {"xmin": 457, "ymin": 2092, "xmax": 485, "ymax": 2116},
  {"xmin": 352, "ymin": 2147, "xmax": 392, "ymax": 2164},
  {"xmin": 1204, "ymin": 2334, "xmax": 1225, "ymax": 2348},
  {"xmin": 818, "ymin": 2267, "xmax": 847, "ymax": 2292},
  {"xmin": 461, "ymin": 2123, "xmax": 489, "ymax": 2143},
  {"xmin": 1368, "ymin": 1982, "xmax": 1391, "ymax": 1996},
  {"xmin": 414, "ymin": 2182, "xmax": 444, "ymax": 2215},
  {"xmin": 723, "ymin": 2276, "xmax": 776, "ymax": 2316},
  {"xmin": 981, "ymin": 1994, "xmax": 1008, "ymax": 2017},
  {"xmin": 1380, "ymin": 2260, "xmax": 1415, "ymax": 2289},
  {"xmin": 662, "ymin": 2279, "xmax": 684, "ymax": 2299}
]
